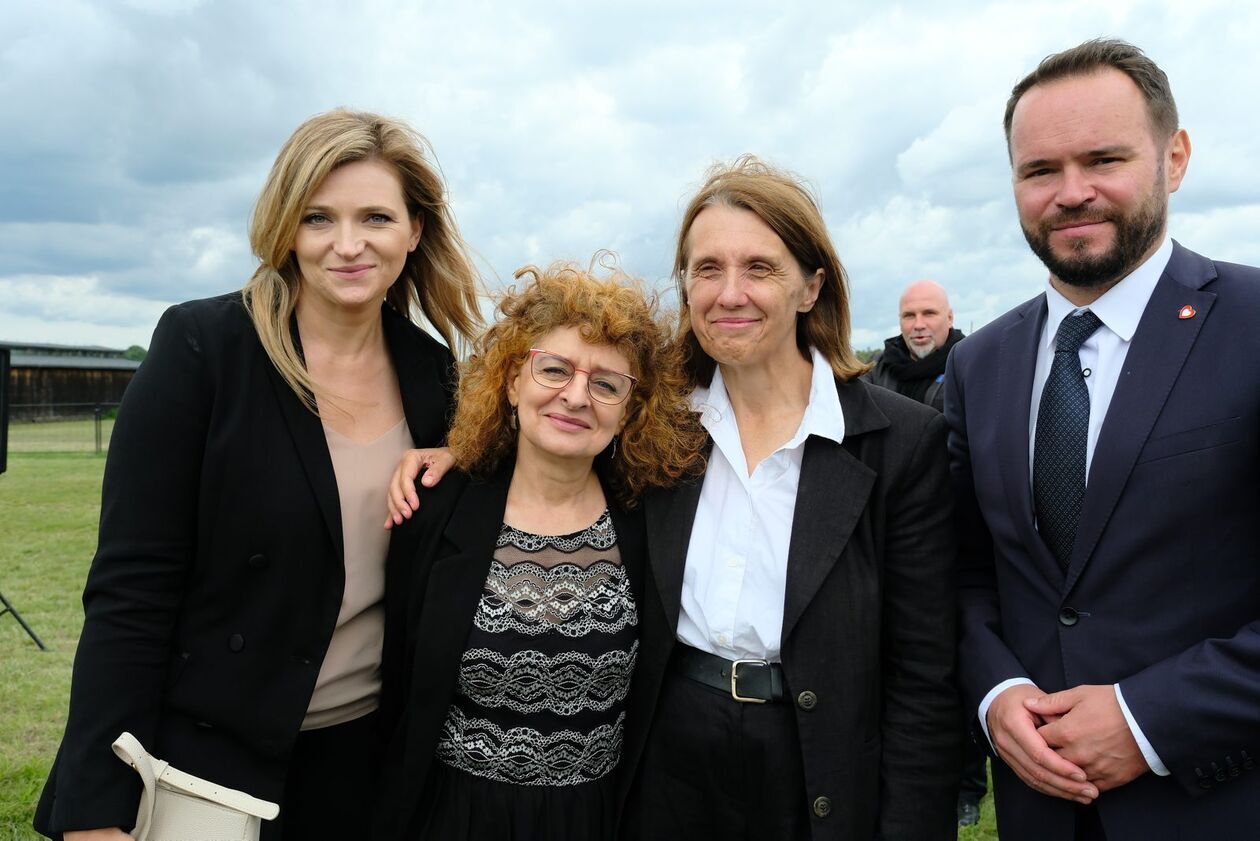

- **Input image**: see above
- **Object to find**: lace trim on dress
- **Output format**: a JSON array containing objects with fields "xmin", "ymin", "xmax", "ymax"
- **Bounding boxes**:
[
  {"xmin": 497, "ymin": 508, "xmax": 617, "ymax": 553},
  {"xmin": 458, "ymin": 640, "xmax": 639, "ymax": 716},
  {"xmin": 475, "ymin": 560, "xmax": 636, "ymax": 636},
  {"xmin": 436, "ymin": 705, "xmax": 625, "ymax": 786}
]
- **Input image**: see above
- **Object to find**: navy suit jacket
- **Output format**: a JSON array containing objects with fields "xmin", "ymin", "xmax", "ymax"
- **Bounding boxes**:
[{"xmin": 945, "ymin": 242, "xmax": 1260, "ymax": 840}]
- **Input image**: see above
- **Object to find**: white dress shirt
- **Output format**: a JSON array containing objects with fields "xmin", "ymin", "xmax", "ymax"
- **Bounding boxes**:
[
  {"xmin": 676, "ymin": 346, "xmax": 846, "ymax": 662},
  {"xmin": 979, "ymin": 237, "xmax": 1173, "ymax": 776}
]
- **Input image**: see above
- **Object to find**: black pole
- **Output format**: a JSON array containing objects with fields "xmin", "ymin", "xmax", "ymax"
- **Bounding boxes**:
[
  {"xmin": 0, "ymin": 346, "xmax": 9, "ymax": 475},
  {"xmin": 95, "ymin": 404, "xmax": 103, "ymax": 454},
  {"xmin": 0, "ymin": 589, "xmax": 48, "ymax": 650}
]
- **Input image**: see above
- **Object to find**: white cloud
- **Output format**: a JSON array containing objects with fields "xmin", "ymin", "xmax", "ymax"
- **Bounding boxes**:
[
  {"xmin": 1170, "ymin": 204, "xmax": 1260, "ymax": 268},
  {"xmin": 0, "ymin": 275, "xmax": 169, "ymax": 346},
  {"xmin": 897, "ymin": 97, "xmax": 1011, "ymax": 206},
  {"xmin": 1, "ymin": 0, "xmax": 1257, "ymax": 352}
]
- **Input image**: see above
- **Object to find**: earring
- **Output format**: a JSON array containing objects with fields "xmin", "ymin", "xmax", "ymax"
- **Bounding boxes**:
[
  {"xmin": 509, "ymin": 407, "xmax": 518, "ymax": 430},
  {"xmin": 610, "ymin": 436, "xmax": 618, "ymax": 460}
]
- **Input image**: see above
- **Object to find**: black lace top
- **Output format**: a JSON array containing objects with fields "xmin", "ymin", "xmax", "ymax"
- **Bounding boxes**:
[{"xmin": 416, "ymin": 509, "xmax": 637, "ymax": 840}]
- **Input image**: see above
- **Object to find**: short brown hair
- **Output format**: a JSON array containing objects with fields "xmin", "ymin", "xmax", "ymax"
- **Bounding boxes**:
[
  {"xmin": 447, "ymin": 259, "xmax": 707, "ymax": 506},
  {"xmin": 1004, "ymin": 39, "xmax": 1179, "ymax": 153},
  {"xmin": 672, "ymin": 155, "xmax": 868, "ymax": 387}
]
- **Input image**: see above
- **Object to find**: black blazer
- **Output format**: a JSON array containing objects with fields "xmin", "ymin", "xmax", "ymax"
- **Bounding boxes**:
[
  {"xmin": 373, "ymin": 465, "xmax": 646, "ymax": 841},
  {"xmin": 35, "ymin": 292, "xmax": 456, "ymax": 837},
  {"xmin": 618, "ymin": 377, "xmax": 961, "ymax": 841},
  {"xmin": 947, "ymin": 243, "xmax": 1260, "ymax": 840}
]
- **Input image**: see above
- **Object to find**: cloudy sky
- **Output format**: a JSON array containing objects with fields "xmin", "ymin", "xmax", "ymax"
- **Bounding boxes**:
[{"xmin": 2, "ymin": 0, "xmax": 1256, "ymax": 352}]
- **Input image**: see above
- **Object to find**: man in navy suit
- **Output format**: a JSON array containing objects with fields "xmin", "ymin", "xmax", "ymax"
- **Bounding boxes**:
[{"xmin": 946, "ymin": 38, "xmax": 1260, "ymax": 840}]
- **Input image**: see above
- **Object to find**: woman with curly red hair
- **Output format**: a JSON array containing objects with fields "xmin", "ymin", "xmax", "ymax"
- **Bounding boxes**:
[{"xmin": 373, "ymin": 261, "xmax": 705, "ymax": 841}]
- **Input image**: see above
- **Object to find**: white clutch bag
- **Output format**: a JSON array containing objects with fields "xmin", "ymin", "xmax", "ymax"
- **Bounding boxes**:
[{"xmin": 111, "ymin": 732, "xmax": 280, "ymax": 841}]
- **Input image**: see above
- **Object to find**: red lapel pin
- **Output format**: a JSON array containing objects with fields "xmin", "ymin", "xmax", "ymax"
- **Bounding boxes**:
[{"xmin": 1178, "ymin": 305, "xmax": 1196, "ymax": 320}]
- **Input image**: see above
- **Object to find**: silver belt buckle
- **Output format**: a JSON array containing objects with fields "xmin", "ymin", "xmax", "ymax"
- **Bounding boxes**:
[{"xmin": 730, "ymin": 658, "xmax": 769, "ymax": 704}]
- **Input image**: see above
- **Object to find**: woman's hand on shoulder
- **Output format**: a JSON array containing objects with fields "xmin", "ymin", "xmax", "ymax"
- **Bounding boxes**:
[
  {"xmin": 384, "ymin": 447, "xmax": 456, "ymax": 529},
  {"xmin": 65, "ymin": 830, "xmax": 131, "ymax": 841}
]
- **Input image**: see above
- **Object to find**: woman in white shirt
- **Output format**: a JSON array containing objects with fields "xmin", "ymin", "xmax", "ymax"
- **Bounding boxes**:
[
  {"xmin": 387, "ymin": 156, "xmax": 962, "ymax": 840},
  {"xmin": 616, "ymin": 156, "xmax": 961, "ymax": 841}
]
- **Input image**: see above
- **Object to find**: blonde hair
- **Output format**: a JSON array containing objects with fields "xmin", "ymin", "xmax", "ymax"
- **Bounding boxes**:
[
  {"xmin": 673, "ymin": 155, "xmax": 869, "ymax": 387},
  {"xmin": 447, "ymin": 260, "xmax": 707, "ymax": 506},
  {"xmin": 243, "ymin": 108, "xmax": 482, "ymax": 411}
]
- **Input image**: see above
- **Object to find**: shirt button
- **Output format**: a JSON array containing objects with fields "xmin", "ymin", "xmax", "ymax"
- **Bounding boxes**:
[
  {"xmin": 716, "ymin": 633, "xmax": 728, "ymax": 645},
  {"xmin": 727, "ymin": 555, "xmax": 743, "ymax": 568},
  {"xmin": 228, "ymin": 633, "xmax": 245, "ymax": 652}
]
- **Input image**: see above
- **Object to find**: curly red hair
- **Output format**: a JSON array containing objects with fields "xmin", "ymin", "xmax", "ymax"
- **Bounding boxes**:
[{"xmin": 447, "ymin": 260, "xmax": 706, "ymax": 505}]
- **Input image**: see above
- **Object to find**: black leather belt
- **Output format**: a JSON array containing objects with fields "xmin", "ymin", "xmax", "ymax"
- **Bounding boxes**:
[{"xmin": 671, "ymin": 643, "xmax": 786, "ymax": 703}]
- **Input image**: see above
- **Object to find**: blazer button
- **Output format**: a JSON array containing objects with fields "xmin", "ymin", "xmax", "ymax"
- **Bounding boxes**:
[
  {"xmin": 248, "ymin": 553, "xmax": 267, "ymax": 569},
  {"xmin": 1058, "ymin": 607, "xmax": 1079, "ymax": 627},
  {"xmin": 1195, "ymin": 768, "xmax": 1213, "ymax": 790},
  {"xmin": 1212, "ymin": 762, "xmax": 1227, "ymax": 782},
  {"xmin": 1242, "ymin": 750, "xmax": 1256, "ymax": 771},
  {"xmin": 797, "ymin": 690, "xmax": 818, "ymax": 711},
  {"xmin": 812, "ymin": 795, "xmax": 832, "ymax": 818},
  {"xmin": 228, "ymin": 633, "xmax": 246, "ymax": 652}
]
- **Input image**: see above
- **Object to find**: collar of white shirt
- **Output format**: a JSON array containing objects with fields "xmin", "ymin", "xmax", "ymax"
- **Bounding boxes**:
[
  {"xmin": 1042, "ymin": 236, "xmax": 1173, "ymax": 343},
  {"xmin": 690, "ymin": 346, "xmax": 846, "ymax": 478}
]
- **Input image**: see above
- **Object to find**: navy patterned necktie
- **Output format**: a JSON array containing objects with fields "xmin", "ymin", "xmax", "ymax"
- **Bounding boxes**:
[{"xmin": 1033, "ymin": 310, "xmax": 1104, "ymax": 571}]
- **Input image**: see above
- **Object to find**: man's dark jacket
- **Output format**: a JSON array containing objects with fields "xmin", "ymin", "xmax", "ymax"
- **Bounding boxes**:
[
  {"xmin": 865, "ymin": 328, "xmax": 965, "ymax": 412},
  {"xmin": 946, "ymin": 243, "xmax": 1260, "ymax": 839}
]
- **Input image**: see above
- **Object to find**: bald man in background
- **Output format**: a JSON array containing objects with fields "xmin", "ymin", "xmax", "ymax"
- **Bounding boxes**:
[
  {"xmin": 865, "ymin": 280, "xmax": 981, "ymax": 825},
  {"xmin": 866, "ymin": 281, "xmax": 966, "ymax": 413}
]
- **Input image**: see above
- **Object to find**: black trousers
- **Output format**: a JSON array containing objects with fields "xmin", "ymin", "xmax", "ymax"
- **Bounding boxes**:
[
  {"xmin": 262, "ymin": 711, "xmax": 382, "ymax": 841},
  {"xmin": 623, "ymin": 668, "xmax": 810, "ymax": 840},
  {"xmin": 1076, "ymin": 803, "xmax": 1107, "ymax": 841}
]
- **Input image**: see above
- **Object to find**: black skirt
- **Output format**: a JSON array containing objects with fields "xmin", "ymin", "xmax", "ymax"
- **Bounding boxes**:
[{"xmin": 413, "ymin": 760, "xmax": 616, "ymax": 841}]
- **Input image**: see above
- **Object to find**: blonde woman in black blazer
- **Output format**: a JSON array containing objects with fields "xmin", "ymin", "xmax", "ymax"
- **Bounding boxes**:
[{"xmin": 35, "ymin": 109, "xmax": 481, "ymax": 841}]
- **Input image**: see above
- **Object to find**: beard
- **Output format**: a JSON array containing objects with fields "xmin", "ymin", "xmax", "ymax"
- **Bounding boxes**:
[
  {"xmin": 907, "ymin": 337, "xmax": 937, "ymax": 359},
  {"xmin": 1022, "ymin": 171, "xmax": 1167, "ymax": 289}
]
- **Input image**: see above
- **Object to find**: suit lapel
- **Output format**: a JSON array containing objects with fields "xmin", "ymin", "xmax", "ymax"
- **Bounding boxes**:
[
  {"xmin": 437, "ymin": 470, "xmax": 511, "ymax": 559},
  {"xmin": 645, "ymin": 478, "xmax": 704, "ymax": 633},
  {"xmin": 382, "ymin": 304, "xmax": 451, "ymax": 447},
  {"xmin": 996, "ymin": 296, "xmax": 1063, "ymax": 584},
  {"xmin": 378, "ymin": 305, "xmax": 455, "ymax": 572},
  {"xmin": 781, "ymin": 380, "xmax": 884, "ymax": 641},
  {"xmin": 265, "ymin": 324, "xmax": 344, "ymax": 566},
  {"xmin": 609, "ymin": 499, "xmax": 647, "ymax": 607},
  {"xmin": 408, "ymin": 471, "xmax": 506, "ymax": 685},
  {"xmin": 1065, "ymin": 245, "xmax": 1218, "ymax": 591},
  {"xmin": 402, "ymin": 473, "xmax": 509, "ymax": 774},
  {"xmin": 782, "ymin": 434, "xmax": 876, "ymax": 642},
  {"xmin": 265, "ymin": 303, "xmax": 452, "ymax": 571}
]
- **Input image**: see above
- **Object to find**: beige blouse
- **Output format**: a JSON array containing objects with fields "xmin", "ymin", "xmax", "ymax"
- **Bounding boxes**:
[{"xmin": 303, "ymin": 417, "xmax": 411, "ymax": 730}]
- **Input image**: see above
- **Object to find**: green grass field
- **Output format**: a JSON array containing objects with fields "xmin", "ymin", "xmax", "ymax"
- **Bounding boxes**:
[
  {"xmin": 6, "ymin": 418, "xmax": 115, "ymax": 454},
  {"xmin": 0, "ymin": 450, "xmax": 999, "ymax": 838},
  {"xmin": 0, "ymin": 453, "xmax": 103, "ymax": 839}
]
